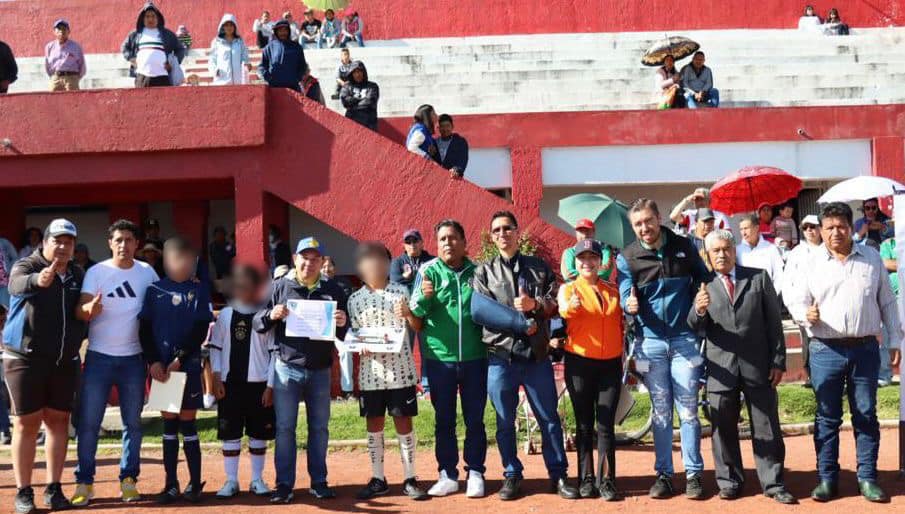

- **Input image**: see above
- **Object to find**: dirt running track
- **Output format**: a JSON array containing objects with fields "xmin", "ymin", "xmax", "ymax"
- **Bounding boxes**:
[{"xmin": 1, "ymin": 429, "xmax": 902, "ymax": 513}]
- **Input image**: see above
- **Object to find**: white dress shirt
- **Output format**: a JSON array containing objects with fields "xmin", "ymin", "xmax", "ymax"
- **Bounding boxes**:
[
  {"xmin": 788, "ymin": 243, "xmax": 903, "ymax": 341},
  {"xmin": 736, "ymin": 236, "xmax": 785, "ymax": 292},
  {"xmin": 781, "ymin": 241, "xmax": 821, "ymax": 316}
]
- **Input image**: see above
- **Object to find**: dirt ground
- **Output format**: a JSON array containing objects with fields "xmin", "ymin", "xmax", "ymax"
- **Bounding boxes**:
[{"xmin": 2, "ymin": 429, "xmax": 903, "ymax": 513}]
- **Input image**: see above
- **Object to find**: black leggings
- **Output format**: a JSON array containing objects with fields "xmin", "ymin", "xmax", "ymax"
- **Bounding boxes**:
[{"xmin": 564, "ymin": 352, "xmax": 622, "ymax": 483}]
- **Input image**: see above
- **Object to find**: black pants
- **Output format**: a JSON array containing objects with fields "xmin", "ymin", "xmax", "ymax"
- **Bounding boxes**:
[
  {"xmin": 708, "ymin": 384, "xmax": 785, "ymax": 493},
  {"xmin": 564, "ymin": 352, "xmax": 621, "ymax": 483},
  {"xmin": 135, "ymin": 74, "xmax": 170, "ymax": 88}
]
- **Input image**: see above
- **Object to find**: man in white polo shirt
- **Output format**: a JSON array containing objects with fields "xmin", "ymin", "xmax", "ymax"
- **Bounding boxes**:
[{"xmin": 71, "ymin": 220, "xmax": 159, "ymax": 507}]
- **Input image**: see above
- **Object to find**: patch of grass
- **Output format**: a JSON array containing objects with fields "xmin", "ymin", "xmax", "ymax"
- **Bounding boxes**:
[{"xmin": 98, "ymin": 384, "xmax": 899, "ymax": 446}]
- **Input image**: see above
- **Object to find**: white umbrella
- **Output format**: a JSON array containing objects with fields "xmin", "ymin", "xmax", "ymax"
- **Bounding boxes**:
[{"xmin": 817, "ymin": 176, "xmax": 905, "ymax": 203}]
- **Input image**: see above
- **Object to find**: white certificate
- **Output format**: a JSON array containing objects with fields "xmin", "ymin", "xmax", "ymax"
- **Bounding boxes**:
[
  {"xmin": 337, "ymin": 327, "xmax": 406, "ymax": 353},
  {"xmin": 146, "ymin": 371, "xmax": 187, "ymax": 414},
  {"xmin": 285, "ymin": 299, "xmax": 337, "ymax": 341}
]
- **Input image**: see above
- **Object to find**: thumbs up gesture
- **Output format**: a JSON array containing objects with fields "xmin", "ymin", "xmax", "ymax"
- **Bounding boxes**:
[
  {"xmin": 394, "ymin": 297, "xmax": 411, "ymax": 320},
  {"xmin": 568, "ymin": 290, "xmax": 582, "ymax": 312},
  {"xmin": 695, "ymin": 283, "xmax": 710, "ymax": 314},
  {"xmin": 625, "ymin": 286, "xmax": 640, "ymax": 315},
  {"xmin": 806, "ymin": 301, "xmax": 820, "ymax": 324},
  {"xmin": 421, "ymin": 276, "xmax": 435, "ymax": 298},
  {"xmin": 513, "ymin": 286, "xmax": 537, "ymax": 313},
  {"xmin": 86, "ymin": 292, "xmax": 104, "ymax": 320}
]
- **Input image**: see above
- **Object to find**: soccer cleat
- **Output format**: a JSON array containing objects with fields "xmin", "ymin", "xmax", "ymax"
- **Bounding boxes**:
[
  {"xmin": 183, "ymin": 481, "xmax": 206, "ymax": 503},
  {"xmin": 70, "ymin": 483, "xmax": 94, "ymax": 507},
  {"xmin": 43, "ymin": 482, "xmax": 71, "ymax": 510},
  {"xmin": 270, "ymin": 484, "xmax": 294, "ymax": 504},
  {"xmin": 120, "ymin": 477, "xmax": 141, "ymax": 502},
  {"xmin": 402, "ymin": 478, "xmax": 429, "ymax": 501},
  {"xmin": 356, "ymin": 477, "xmax": 389, "ymax": 500},
  {"xmin": 249, "ymin": 478, "xmax": 272, "ymax": 496},
  {"xmin": 308, "ymin": 482, "xmax": 336, "ymax": 499},
  {"xmin": 14, "ymin": 487, "xmax": 35, "ymax": 514},
  {"xmin": 465, "ymin": 470, "xmax": 485, "ymax": 498},
  {"xmin": 216, "ymin": 480, "xmax": 239, "ymax": 499},
  {"xmin": 427, "ymin": 470, "xmax": 459, "ymax": 497}
]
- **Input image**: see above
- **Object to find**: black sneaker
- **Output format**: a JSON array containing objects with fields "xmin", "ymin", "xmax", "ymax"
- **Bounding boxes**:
[
  {"xmin": 498, "ymin": 477, "xmax": 522, "ymax": 501},
  {"xmin": 308, "ymin": 482, "xmax": 336, "ymax": 499},
  {"xmin": 356, "ymin": 477, "xmax": 389, "ymax": 500},
  {"xmin": 270, "ymin": 484, "xmax": 294, "ymax": 504},
  {"xmin": 157, "ymin": 482, "xmax": 181, "ymax": 505},
  {"xmin": 579, "ymin": 476, "xmax": 598, "ymax": 498},
  {"xmin": 15, "ymin": 487, "xmax": 36, "ymax": 514},
  {"xmin": 649, "ymin": 474, "xmax": 675, "ymax": 499},
  {"xmin": 686, "ymin": 474, "xmax": 705, "ymax": 500},
  {"xmin": 330, "ymin": 93, "xmax": 340, "ymax": 100},
  {"xmin": 183, "ymin": 481, "xmax": 206, "ymax": 503},
  {"xmin": 43, "ymin": 482, "xmax": 71, "ymax": 510},
  {"xmin": 402, "ymin": 478, "xmax": 429, "ymax": 501},
  {"xmin": 599, "ymin": 478, "xmax": 620, "ymax": 502}
]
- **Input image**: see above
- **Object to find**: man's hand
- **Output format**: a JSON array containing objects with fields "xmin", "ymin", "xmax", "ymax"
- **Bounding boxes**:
[
  {"xmin": 149, "ymin": 362, "xmax": 168, "ymax": 383},
  {"xmin": 625, "ymin": 287, "xmax": 640, "ymax": 315},
  {"xmin": 270, "ymin": 304, "xmax": 289, "ymax": 321},
  {"xmin": 37, "ymin": 259, "xmax": 61, "ymax": 288},
  {"xmin": 402, "ymin": 263, "xmax": 414, "ymax": 280},
  {"xmin": 568, "ymin": 291, "xmax": 581, "ymax": 312},
  {"xmin": 694, "ymin": 283, "xmax": 710, "ymax": 315},
  {"xmin": 262, "ymin": 387, "xmax": 273, "ymax": 407},
  {"xmin": 513, "ymin": 287, "xmax": 537, "ymax": 313},
  {"xmin": 213, "ymin": 378, "xmax": 226, "ymax": 400},
  {"xmin": 394, "ymin": 298, "xmax": 411, "ymax": 320},
  {"xmin": 167, "ymin": 359, "xmax": 181, "ymax": 375},
  {"xmin": 85, "ymin": 292, "xmax": 104, "ymax": 320},
  {"xmin": 806, "ymin": 302, "xmax": 820, "ymax": 324},
  {"xmin": 421, "ymin": 276, "xmax": 434, "ymax": 298},
  {"xmin": 164, "ymin": 61, "xmax": 172, "ymax": 72},
  {"xmin": 335, "ymin": 309, "xmax": 347, "ymax": 328},
  {"xmin": 768, "ymin": 368, "xmax": 784, "ymax": 387},
  {"xmin": 549, "ymin": 338, "xmax": 562, "ymax": 350}
]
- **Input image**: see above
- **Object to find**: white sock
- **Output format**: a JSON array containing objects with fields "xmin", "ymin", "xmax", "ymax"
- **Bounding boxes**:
[
  {"xmin": 222, "ymin": 439, "xmax": 241, "ymax": 482},
  {"xmin": 367, "ymin": 431, "xmax": 385, "ymax": 480},
  {"xmin": 249, "ymin": 438, "xmax": 267, "ymax": 481},
  {"xmin": 398, "ymin": 431, "xmax": 416, "ymax": 480}
]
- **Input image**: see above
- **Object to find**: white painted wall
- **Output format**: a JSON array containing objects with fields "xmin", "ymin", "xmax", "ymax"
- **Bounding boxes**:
[
  {"xmin": 289, "ymin": 207, "xmax": 360, "ymax": 275},
  {"xmin": 464, "ymin": 148, "xmax": 512, "ymax": 189},
  {"xmin": 542, "ymin": 139, "xmax": 871, "ymax": 186}
]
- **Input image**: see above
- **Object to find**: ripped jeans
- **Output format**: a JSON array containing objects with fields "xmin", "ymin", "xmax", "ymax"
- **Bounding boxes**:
[{"xmin": 635, "ymin": 334, "xmax": 704, "ymax": 477}]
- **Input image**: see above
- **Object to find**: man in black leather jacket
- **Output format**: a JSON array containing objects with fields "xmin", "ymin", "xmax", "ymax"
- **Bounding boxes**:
[{"xmin": 472, "ymin": 210, "xmax": 578, "ymax": 502}]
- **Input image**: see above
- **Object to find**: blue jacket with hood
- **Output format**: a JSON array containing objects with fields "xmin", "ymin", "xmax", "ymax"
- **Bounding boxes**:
[
  {"xmin": 259, "ymin": 20, "xmax": 308, "ymax": 91},
  {"xmin": 121, "ymin": 2, "xmax": 185, "ymax": 77},
  {"xmin": 616, "ymin": 227, "xmax": 709, "ymax": 340}
]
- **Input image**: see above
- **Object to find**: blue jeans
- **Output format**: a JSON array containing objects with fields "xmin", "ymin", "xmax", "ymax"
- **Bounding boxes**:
[
  {"xmin": 809, "ymin": 338, "xmax": 880, "ymax": 482},
  {"xmin": 75, "ymin": 351, "xmax": 146, "ymax": 484},
  {"xmin": 487, "ymin": 355, "xmax": 568, "ymax": 479},
  {"xmin": 272, "ymin": 360, "xmax": 331, "ymax": 489},
  {"xmin": 879, "ymin": 323, "xmax": 893, "ymax": 383},
  {"xmin": 685, "ymin": 88, "xmax": 720, "ymax": 108},
  {"xmin": 340, "ymin": 34, "xmax": 365, "ymax": 48},
  {"xmin": 425, "ymin": 358, "xmax": 487, "ymax": 479},
  {"xmin": 636, "ymin": 334, "xmax": 704, "ymax": 477}
]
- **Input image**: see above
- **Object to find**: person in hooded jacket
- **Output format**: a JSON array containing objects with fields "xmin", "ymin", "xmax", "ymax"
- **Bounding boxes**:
[
  {"xmin": 209, "ymin": 14, "xmax": 252, "ymax": 86},
  {"xmin": 259, "ymin": 19, "xmax": 308, "ymax": 92},
  {"xmin": 340, "ymin": 61, "xmax": 379, "ymax": 131},
  {"xmin": 121, "ymin": 2, "xmax": 185, "ymax": 88}
]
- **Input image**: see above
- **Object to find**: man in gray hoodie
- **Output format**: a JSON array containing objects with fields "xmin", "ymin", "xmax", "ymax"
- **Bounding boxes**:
[{"xmin": 121, "ymin": 2, "xmax": 185, "ymax": 88}]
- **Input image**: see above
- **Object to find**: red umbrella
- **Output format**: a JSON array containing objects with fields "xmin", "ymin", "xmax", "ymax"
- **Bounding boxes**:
[{"xmin": 709, "ymin": 166, "xmax": 802, "ymax": 215}]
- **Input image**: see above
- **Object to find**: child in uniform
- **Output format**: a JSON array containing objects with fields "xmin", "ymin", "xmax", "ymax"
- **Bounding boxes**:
[
  {"xmin": 209, "ymin": 264, "xmax": 276, "ymax": 498},
  {"xmin": 139, "ymin": 236, "xmax": 213, "ymax": 504}
]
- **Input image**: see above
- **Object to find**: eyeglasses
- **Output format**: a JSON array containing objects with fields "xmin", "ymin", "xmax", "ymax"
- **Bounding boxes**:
[{"xmin": 491, "ymin": 225, "xmax": 515, "ymax": 234}]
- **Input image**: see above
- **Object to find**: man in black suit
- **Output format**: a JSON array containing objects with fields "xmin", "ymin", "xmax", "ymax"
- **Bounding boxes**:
[{"xmin": 687, "ymin": 229, "xmax": 796, "ymax": 504}]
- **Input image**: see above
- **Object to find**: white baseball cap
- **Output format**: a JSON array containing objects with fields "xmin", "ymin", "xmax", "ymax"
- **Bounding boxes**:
[
  {"xmin": 45, "ymin": 218, "xmax": 77, "ymax": 238},
  {"xmin": 799, "ymin": 215, "xmax": 819, "ymax": 228}
]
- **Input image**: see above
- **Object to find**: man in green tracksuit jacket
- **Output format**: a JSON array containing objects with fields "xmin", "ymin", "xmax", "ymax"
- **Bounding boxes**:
[{"xmin": 409, "ymin": 219, "xmax": 487, "ymax": 498}]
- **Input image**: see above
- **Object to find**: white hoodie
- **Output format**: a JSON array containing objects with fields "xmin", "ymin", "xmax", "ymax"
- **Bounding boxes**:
[{"xmin": 208, "ymin": 13, "xmax": 250, "ymax": 85}]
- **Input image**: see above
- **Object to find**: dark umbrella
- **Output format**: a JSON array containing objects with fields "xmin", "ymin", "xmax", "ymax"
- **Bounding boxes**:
[
  {"xmin": 709, "ymin": 166, "xmax": 803, "ymax": 216},
  {"xmin": 641, "ymin": 36, "xmax": 700, "ymax": 66}
]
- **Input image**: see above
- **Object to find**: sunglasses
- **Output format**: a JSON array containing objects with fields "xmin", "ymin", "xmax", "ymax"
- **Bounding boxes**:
[
  {"xmin": 491, "ymin": 225, "xmax": 515, "ymax": 234},
  {"xmin": 404, "ymin": 238, "xmax": 420, "ymax": 244},
  {"xmin": 802, "ymin": 225, "xmax": 818, "ymax": 231}
]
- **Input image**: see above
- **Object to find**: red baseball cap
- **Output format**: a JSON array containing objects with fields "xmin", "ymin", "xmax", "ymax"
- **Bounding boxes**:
[{"xmin": 574, "ymin": 218, "xmax": 595, "ymax": 230}]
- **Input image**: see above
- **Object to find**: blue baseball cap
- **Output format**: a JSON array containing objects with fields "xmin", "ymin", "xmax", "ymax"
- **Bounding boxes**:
[
  {"xmin": 53, "ymin": 19, "xmax": 70, "ymax": 29},
  {"xmin": 295, "ymin": 236, "xmax": 324, "ymax": 255}
]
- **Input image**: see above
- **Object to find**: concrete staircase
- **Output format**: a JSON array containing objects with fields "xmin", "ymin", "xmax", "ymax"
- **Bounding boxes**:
[{"xmin": 9, "ymin": 28, "xmax": 905, "ymax": 116}]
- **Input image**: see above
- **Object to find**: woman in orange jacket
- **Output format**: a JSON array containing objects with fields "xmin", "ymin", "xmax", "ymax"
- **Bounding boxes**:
[{"xmin": 557, "ymin": 239, "xmax": 624, "ymax": 501}]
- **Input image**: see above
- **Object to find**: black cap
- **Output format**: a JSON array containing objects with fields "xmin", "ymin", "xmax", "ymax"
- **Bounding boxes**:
[
  {"xmin": 696, "ymin": 208, "xmax": 715, "ymax": 221},
  {"xmin": 573, "ymin": 239, "xmax": 602, "ymax": 257}
]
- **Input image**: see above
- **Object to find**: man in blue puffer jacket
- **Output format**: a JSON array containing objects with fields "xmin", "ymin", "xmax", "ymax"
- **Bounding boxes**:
[
  {"xmin": 259, "ymin": 19, "xmax": 308, "ymax": 92},
  {"xmin": 616, "ymin": 198, "xmax": 709, "ymax": 501}
]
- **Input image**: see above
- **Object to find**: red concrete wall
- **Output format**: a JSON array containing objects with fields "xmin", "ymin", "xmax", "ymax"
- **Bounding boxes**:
[{"xmin": 2, "ymin": 0, "xmax": 901, "ymax": 57}]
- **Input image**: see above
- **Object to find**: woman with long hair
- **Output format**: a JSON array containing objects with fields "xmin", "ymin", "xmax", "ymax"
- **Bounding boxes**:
[{"xmin": 405, "ymin": 104, "xmax": 438, "ymax": 160}]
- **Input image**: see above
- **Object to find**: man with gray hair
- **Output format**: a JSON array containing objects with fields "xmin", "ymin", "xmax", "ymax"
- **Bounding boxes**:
[{"xmin": 689, "ymin": 229, "xmax": 793, "ymax": 504}]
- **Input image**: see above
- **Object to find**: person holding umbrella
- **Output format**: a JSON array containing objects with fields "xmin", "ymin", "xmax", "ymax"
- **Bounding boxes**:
[{"xmin": 654, "ymin": 55, "xmax": 684, "ymax": 109}]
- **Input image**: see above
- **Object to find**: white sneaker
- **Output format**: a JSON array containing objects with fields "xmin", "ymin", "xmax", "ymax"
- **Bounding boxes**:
[
  {"xmin": 203, "ymin": 393, "xmax": 217, "ymax": 409},
  {"xmin": 249, "ymin": 478, "xmax": 272, "ymax": 496},
  {"xmin": 427, "ymin": 470, "xmax": 459, "ymax": 497},
  {"xmin": 216, "ymin": 480, "xmax": 239, "ymax": 499},
  {"xmin": 465, "ymin": 470, "xmax": 485, "ymax": 498}
]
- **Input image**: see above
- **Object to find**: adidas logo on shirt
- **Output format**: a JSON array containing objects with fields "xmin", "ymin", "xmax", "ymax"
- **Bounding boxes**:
[{"xmin": 107, "ymin": 281, "xmax": 137, "ymax": 298}]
